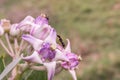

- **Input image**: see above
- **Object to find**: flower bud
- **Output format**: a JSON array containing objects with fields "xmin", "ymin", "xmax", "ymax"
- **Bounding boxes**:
[
  {"xmin": 9, "ymin": 24, "xmax": 20, "ymax": 36},
  {"xmin": 17, "ymin": 16, "xmax": 35, "ymax": 32},
  {"xmin": 1, "ymin": 19, "xmax": 11, "ymax": 32}
]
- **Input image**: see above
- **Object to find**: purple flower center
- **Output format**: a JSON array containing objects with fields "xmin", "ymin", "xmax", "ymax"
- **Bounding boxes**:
[
  {"xmin": 61, "ymin": 53, "xmax": 79, "ymax": 69},
  {"xmin": 38, "ymin": 43, "xmax": 56, "ymax": 61}
]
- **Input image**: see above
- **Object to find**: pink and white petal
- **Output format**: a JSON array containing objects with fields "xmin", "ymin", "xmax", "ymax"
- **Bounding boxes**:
[
  {"xmin": 69, "ymin": 69, "xmax": 77, "ymax": 80},
  {"xmin": 43, "ymin": 61, "xmax": 56, "ymax": 80},
  {"xmin": 22, "ymin": 34, "xmax": 43, "ymax": 50},
  {"xmin": 23, "ymin": 16, "xmax": 35, "ymax": 22},
  {"xmin": 45, "ymin": 28, "xmax": 57, "ymax": 45},
  {"xmin": 17, "ymin": 16, "xmax": 35, "ymax": 32},
  {"xmin": 17, "ymin": 21, "xmax": 35, "ymax": 32},
  {"xmin": 65, "ymin": 39, "xmax": 71, "ymax": 53},
  {"xmin": 53, "ymin": 49, "xmax": 69, "ymax": 61},
  {"xmin": 21, "ymin": 51, "xmax": 43, "ymax": 64},
  {"xmin": 9, "ymin": 24, "xmax": 20, "ymax": 36},
  {"xmin": 30, "ymin": 24, "xmax": 51, "ymax": 40},
  {"xmin": 17, "ymin": 16, "xmax": 34, "ymax": 26}
]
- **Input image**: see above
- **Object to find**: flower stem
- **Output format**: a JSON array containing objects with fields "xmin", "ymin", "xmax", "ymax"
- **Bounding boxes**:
[
  {"xmin": 0, "ymin": 38, "xmax": 13, "ymax": 57},
  {"xmin": 14, "ymin": 38, "xmax": 19, "ymax": 57},
  {"xmin": 17, "ymin": 39, "xmax": 26, "ymax": 56},
  {"xmin": 24, "ymin": 70, "xmax": 33, "ymax": 80},
  {"xmin": 5, "ymin": 33, "xmax": 14, "ymax": 57}
]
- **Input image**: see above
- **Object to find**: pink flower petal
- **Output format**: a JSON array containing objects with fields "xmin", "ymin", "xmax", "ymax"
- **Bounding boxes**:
[
  {"xmin": 53, "ymin": 49, "xmax": 69, "ymax": 61},
  {"xmin": 45, "ymin": 28, "xmax": 57, "ymax": 45},
  {"xmin": 9, "ymin": 24, "xmax": 20, "ymax": 36},
  {"xmin": 43, "ymin": 61, "xmax": 56, "ymax": 80},
  {"xmin": 69, "ymin": 69, "xmax": 77, "ymax": 80},
  {"xmin": 22, "ymin": 34, "xmax": 43, "ymax": 50},
  {"xmin": 30, "ymin": 24, "xmax": 51, "ymax": 40},
  {"xmin": 21, "ymin": 51, "xmax": 43, "ymax": 64},
  {"xmin": 23, "ymin": 16, "xmax": 35, "ymax": 22},
  {"xmin": 17, "ymin": 16, "xmax": 35, "ymax": 32},
  {"xmin": 65, "ymin": 39, "xmax": 71, "ymax": 52}
]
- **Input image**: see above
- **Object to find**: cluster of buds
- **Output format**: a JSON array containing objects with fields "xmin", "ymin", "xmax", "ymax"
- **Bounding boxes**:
[{"xmin": 0, "ymin": 14, "xmax": 82, "ymax": 80}]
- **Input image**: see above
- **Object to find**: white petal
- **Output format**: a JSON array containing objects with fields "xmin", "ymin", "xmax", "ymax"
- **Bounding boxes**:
[
  {"xmin": 53, "ymin": 49, "xmax": 69, "ymax": 61},
  {"xmin": 22, "ymin": 34, "xmax": 43, "ymax": 50},
  {"xmin": 69, "ymin": 69, "xmax": 77, "ymax": 80},
  {"xmin": 23, "ymin": 16, "xmax": 35, "ymax": 22},
  {"xmin": 44, "ymin": 61, "xmax": 56, "ymax": 80},
  {"xmin": 21, "ymin": 51, "xmax": 43, "ymax": 64},
  {"xmin": 17, "ymin": 16, "xmax": 35, "ymax": 32},
  {"xmin": 17, "ymin": 21, "xmax": 35, "ymax": 32},
  {"xmin": 30, "ymin": 24, "xmax": 51, "ymax": 40},
  {"xmin": 45, "ymin": 28, "xmax": 57, "ymax": 45},
  {"xmin": 9, "ymin": 24, "xmax": 20, "ymax": 36},
  {"xmin": 65, "ymin": 39, "xmax": 71, "ymax": 52}
]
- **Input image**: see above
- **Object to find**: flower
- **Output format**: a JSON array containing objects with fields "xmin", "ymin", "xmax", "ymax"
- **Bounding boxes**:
[
  {"xmin": 21, "ymin": 28, "xmax": 68, "ymax": 80},
  {"xmin": 22, "ymin": 28, "xmax": 68, "ymax": 61},
  {"xmin": 0, "ymin": 15, "xmax": 81, "ymax": 80},
  {"xmin": 30, "ymin": 16, "xmax": 51, "ymax": 40},
  {"xmin": 61, "ymin": 39, "xmax": 80, "ymax": 80},
  {"xmin": 61, "ymin": 53, "xmax": 78, "ymax": 80}
]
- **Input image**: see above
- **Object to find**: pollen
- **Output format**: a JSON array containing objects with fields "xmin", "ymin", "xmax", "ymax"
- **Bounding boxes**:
[
  {"xmin": 78, "ymin": 56, "xmax": 82, "ymax": 61},
  {"xmin": 50, "ymin": 44, "xmax": 56, "ymax": 50}
]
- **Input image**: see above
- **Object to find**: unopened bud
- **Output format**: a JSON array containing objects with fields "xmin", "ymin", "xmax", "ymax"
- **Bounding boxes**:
[
  {"xmin": 1, "ymin": 19, "xmax": 11, "ymax": 32},
  {"xmin": 9, "ymin": 24, "xmax": 20, "ymax": 36}
]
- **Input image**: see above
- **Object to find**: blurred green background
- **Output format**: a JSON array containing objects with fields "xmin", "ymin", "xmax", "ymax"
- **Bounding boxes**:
[{"xmin": 0, "ymin": 0, "xmax": 120, "ymax": 80}]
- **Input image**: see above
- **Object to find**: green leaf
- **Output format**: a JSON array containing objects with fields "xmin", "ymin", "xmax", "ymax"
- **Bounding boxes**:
[
  {"xmin": 0, "ymin": 56, "xmax": 5, "ymax": 74},
  {"xmin": 25, "ymin": 70, "xmax": 47, "ymax": 80}
]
